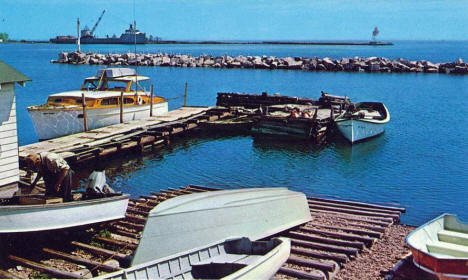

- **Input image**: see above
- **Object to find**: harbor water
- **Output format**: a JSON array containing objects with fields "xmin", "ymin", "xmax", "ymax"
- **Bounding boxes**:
[{"xmin": 1, "ymin": 41, "xmax": 467, "ymax": 225}]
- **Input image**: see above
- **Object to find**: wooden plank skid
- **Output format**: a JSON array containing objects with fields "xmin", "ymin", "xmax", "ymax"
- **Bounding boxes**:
[
  {"xmin": 131, "ymin": 203, "xmax": 155, "ymax": 212},
  {"xmin": 0, "ymin": 269, "xmax": 20, "ymax": 279},
  {"xmin": 187, "ymin": 185, "xmax": 221, "ymax": 191},
  {"xmin": 93, "ymin": 236, "xmax": 138, "ymax": 250},
  {"xmin": 112, "ymin": 229, "xmax": 141, "ymax": 239},
  {"xmin": 8, "ymin": 255, "xmax": 83, "ymax": 279},
  {"xmin": 306, "ymin": 222, "xmax": 383, "ymax": 238},
  {"xmin": 287, "ymin": 255, "xmax": 336, "ymax": 272},
  {"xmin": 125, "ymin": 214, "xmax": 147, "ymax": 224},
  {"xmin": 307, "ymin": 197, "xmax": 406, "ymax": 213},
  {"xmin": 126, "ymin": 207, "xmax": 149, "ymax": 216},
  {"xmin": 277, "ymin": 267, "xmax": 326, "ymax": 280},
  {"xmin": 310, "ymin": 211, "xmax": 393, "ymax": 227},
  {"xmin": 167, "ymin": 187, "xmax": 192, "ymax": 195},
  {"xmin": 42, "ymin": 248, "xmax": 120, "ymax": 272},
  {"xmin": 288, "ymin": 231, "xmax": 364, "ymax": 250},
  {"xmin": 290, "ymin": 247, "xmax": 348, "ymax": 264},
  {"xmin": 70, "ymin": 241, "xmax": 129, "ymax": 262},
  {"xmin": 299, "ymin": 226, "xmax": 375, "ymax": 247},
  {"xmin": 114, "ymin": 220, "xmax": 145, "ymax": 231},
  {"xmin": 309, "ymin": 208, "xmax": 395, "ymax": 223},
  {"xmin": 309, "ymin": 204, "xmax": 400, "ymax": 221},
  {"xmin": 308, "ymin": 200, "xmax": 402, "ymax": 215},
  {"xmin": 288, "ymin": 237, "xmax": 359, "ymax": 256}
]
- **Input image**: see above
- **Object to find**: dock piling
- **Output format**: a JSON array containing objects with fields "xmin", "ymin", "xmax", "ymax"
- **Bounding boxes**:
[
  {"xmin": 81, "ymin": 93, "xmax": 88, "ymax": 132},
  {"xmin": 150, "ymin": 85, "xmax": 154, "ymax": 117},
  {"xmin": 120, "ymin": 92, "xmax": 124, "ymax": 123}
]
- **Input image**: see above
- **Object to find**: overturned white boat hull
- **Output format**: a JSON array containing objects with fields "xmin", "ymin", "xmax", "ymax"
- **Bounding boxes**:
[
  {"xmin": 101, "ymin": 237, "xmax": 290, "ymax": 280},
  {"xmin": 132, "ymin": 187, "xmax": 311, "ymax": 265},
  {"xmin": 0, "ymin": 194, "xmax": 129, "ymax": 233},
  {"xmin": 28, "ymin": 102, "xmax": 168, "ymax": 140}
]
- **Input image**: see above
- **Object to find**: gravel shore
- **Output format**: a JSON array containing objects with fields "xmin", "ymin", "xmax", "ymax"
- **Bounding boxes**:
[{"xmin": 335, "ymin": 224, "xmax": 415, "ymax": 280}]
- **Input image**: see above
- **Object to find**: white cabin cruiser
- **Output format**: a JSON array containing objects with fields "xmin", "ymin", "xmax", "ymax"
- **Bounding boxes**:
[{"xmin": 28, "ymin": 68, "xmax": 168, "ymax": 140}]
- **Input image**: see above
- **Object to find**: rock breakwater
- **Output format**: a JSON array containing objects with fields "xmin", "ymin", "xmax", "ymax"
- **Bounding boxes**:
[{"xmin": 53, "ymin": 51, "xmax": 468, "ymax": 75}]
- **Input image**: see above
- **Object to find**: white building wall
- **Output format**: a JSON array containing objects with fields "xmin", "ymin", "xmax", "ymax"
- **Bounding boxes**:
[{"xmin": 0, "ymin": 83, "xmax": 19, "ymax": 188}]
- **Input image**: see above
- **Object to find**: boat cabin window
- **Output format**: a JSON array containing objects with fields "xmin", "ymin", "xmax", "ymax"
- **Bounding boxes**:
[
  {"xmin": 81, "ymin": 79, "xmax": 129, "ymax": 91},
  {"xmin": 52, "ymin": 98, "xmax": 63, "ymax": 103},
  {"xmin": 100, "ymin": 80, "xmax": 129, "ymax": 91},
  {"xmin": 124, "ymin": 97, "xmax": 134, "ymax": 104},
  {"xmin": 81, "ymin": 80, "xmax": 99, "ymax": 91},
  {"xmin": 101, "ymin": 98, "xmax": 119, "ymax": 106},
  {"xmin": 75, "ymin": 99, "xmax": 83, "ymax": 104}
]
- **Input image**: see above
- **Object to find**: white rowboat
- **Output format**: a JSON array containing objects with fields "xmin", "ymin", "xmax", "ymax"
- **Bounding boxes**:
[
  {"xmin": 0, "ymin": 194, "xmax": 129, "ymax": 233},
  {"xmin": 335, "ymin": 102, "xmax": 390, "ymax": 143},
  {"xmin": 100, "ymin": 237, "xmax": 290, "ymax": 280}
]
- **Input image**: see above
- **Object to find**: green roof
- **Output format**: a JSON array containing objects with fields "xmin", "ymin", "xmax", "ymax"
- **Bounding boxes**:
[{"xmin": 0, "ymin": 60, "xmax": 31, "ymax": 84}]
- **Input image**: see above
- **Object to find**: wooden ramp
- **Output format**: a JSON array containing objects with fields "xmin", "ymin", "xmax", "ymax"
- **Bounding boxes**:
[
  {"xmin": 2, "ymin": 186, "xmax": 405, "ymax": 279},
  {"xmin": 19, "ymin": 106, "xmax": 231, "ymax": 165}
]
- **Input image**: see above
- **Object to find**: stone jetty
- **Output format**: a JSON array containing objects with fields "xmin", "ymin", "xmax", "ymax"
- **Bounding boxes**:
[{"xmin": 53, "ymin": 51, "xmax": 468, "ymax": 74}]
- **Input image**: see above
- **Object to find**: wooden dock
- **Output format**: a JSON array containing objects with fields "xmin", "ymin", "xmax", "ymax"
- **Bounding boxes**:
[
  {"xmin": 19, "ymin": 106, "xmax": 231, "ymax": 166},
  {"xmin": 0, "ymin": 186, "xmax": 405, "ymax": 279}
]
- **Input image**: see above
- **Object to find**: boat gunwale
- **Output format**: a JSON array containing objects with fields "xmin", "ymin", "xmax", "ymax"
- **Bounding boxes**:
[
  {"xmin": 407, "ymin": 213, "xmax": 468, "ymax": 261},
  {"xmin": 27, "ymin": 101, "xmax": 168, "ymax": 112},
  {"xmin": 0, "ymin": 194, "xmax": 130, "ymax": 211},
  {"xmin": 335, "ymin": 102, "xmax": 390, "ymax": 125}
]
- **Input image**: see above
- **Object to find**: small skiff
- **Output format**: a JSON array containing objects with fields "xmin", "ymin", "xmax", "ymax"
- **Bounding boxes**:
[
  {"xmin": 406, "ymin": 214, "xmax": 468, "ymax": 279},
  {"xmin": 335, "ymin": 102, "xmax": 390, "ymax": 143},
  {"xmin": 0, "ymin": 194, "xmax": 129, "ymax": 233},
  {"xmin": 100, "ymin": 237, "xmax": 290, "ymax": 280}
]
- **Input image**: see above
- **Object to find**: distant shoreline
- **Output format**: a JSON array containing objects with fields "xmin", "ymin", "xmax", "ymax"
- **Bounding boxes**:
[{"xmin": 4, "ymin": 39, "xmax": 393, "ymax": 46}]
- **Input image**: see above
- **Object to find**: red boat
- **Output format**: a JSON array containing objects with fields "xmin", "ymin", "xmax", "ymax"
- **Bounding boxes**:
[{"xmin": 406, "ymin": 214, "xmax": 468, "ymax": 279}]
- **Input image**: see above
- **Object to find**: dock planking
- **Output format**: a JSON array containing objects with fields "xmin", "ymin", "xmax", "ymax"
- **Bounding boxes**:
[{"xmin": 19, "ymin": 106, "xmax": 231, "ymax": 165}]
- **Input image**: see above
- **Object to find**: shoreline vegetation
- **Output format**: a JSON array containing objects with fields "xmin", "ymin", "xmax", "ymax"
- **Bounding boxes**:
[{"xmin": 53, "ymin": 51, "xmax": 468, "ymax": 75}]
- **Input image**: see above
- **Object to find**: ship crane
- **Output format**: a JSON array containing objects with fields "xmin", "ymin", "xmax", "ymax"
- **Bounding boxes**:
[
  {"xmin": 81, "ymin": 10, "xmax": 106, "ymax": 38},
  {"xmin": 90, "ymin": 10, "xmax": 106, "ymax": 36}
]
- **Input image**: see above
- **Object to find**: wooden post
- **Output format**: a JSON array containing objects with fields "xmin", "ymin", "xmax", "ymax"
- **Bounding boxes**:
[
  {"xmin": 82, "ymin": 93, "xmax": 88, "ymax": 131},
  {"xmin": 120, "ymin": 92, "xmax": 124, "ymax": 123},
  {"xmin": 150, "ymin": 84, "xmax": 154, "ymax": 117},
  {"xmin": 184, "ymin": 82, "xmax": 188, "ymax": 107}
]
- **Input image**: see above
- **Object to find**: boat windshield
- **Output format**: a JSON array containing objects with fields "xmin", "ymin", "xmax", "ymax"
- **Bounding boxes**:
[
  {"xmin": 131, "ymin": 79, "xmax": 150, "ymax": 92},
  {"xmin": 81, "ymin": 79, "xmax": 129, "ymax": 91}
]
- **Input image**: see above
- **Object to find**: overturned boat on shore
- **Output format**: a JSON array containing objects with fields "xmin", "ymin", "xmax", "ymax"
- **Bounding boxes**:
[
  {"xmin": 101, "ymin": 237, "xmax": 290, "ymax": 280},
  {"xmin": 0, "ymin": 193, "xmax": 129, "ymax": 233},
  {"xmin": 406, "ymin": 214, "xmax": 468, "ymax": 279},
  {"xmin": 131, "ymin": 187, "xmax": 310, "ymax": 266},
  {"xmin": 335, "ymin": 101, "xmax": 390, "ymax": 144}
]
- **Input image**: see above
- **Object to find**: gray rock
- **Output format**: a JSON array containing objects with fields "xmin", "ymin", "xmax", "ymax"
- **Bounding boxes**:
[
  {"xmin": 369, "ymin": 63, "xmax": 380, "ymax": 72},
  {"xmin": 322, "ymin": 57, "xmax": 335, "ymax": 70},
  {"xmin": 317, "ymin": 64, "xmax": 327, "ymax": 71}
]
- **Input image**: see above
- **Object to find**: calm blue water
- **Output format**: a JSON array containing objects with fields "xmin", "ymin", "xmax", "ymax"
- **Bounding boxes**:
[{"xmin": 0, "ymin": 41, "xmax": 467, "ymax": 225}]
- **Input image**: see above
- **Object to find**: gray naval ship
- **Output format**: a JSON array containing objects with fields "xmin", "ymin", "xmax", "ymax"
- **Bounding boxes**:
[
  {"xmin": 50, "ymin": 23, "xmax": 148, "ymax": 44},
  {"xmin": 50, "ymin": 10, "xmax": 148, "ymax": 44}
]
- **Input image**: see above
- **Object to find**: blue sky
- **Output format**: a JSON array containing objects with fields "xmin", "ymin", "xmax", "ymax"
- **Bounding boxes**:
[{"xmin": 1, "ymin": 0, "xmax": 467, "ymax": 41}]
